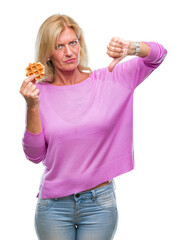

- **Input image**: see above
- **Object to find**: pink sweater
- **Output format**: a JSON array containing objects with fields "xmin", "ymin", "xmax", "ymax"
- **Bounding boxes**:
[{"xmin": 22, "ymin": 41, "xmax": 167, "ymax": 199}]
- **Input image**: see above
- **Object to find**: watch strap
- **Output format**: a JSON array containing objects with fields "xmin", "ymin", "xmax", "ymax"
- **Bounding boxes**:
[{"xmin": 133, "ymin": 41, "xmax": 140, "ymax": 56}]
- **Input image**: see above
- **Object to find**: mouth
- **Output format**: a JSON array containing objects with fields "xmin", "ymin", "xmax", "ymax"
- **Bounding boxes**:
[{"xmin": 64, "ymin": 58, "xmax": 76, "ymax": 63}]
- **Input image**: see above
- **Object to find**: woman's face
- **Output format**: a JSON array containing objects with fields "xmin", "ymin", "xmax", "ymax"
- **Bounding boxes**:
[{"xmin": 50, "ymin": 27, "xmax": 80, "ymax": 72}]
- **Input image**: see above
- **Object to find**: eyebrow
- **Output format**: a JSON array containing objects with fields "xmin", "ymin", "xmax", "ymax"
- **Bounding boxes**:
[{"xmin": 57, "ymin": 39, "xmax": 78, "ymax": 44}]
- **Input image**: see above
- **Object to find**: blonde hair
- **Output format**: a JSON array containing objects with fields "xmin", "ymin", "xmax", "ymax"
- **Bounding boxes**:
[{"xmin": 35, "ymin": 14, "xmax": 92, "ymax": 82}]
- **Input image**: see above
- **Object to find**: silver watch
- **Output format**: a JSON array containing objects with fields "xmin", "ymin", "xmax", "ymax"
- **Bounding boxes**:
[{"xmin": 133, "ymin": 41, "xmax": 140, "ymax": 56}]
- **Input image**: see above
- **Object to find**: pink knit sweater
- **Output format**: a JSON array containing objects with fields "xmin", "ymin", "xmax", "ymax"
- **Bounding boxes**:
[{"xmin": 22, "ymin": 41, "xmax": 167, "ymax": 199}]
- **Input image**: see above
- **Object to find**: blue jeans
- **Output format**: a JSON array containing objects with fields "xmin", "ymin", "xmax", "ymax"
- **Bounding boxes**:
[{"xmin": 34, "ymin": 179, "xmax": 118, "ymax": 240}]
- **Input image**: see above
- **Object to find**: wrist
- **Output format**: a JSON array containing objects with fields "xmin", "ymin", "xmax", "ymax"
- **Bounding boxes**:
[
  {"xmin": 128, "ymin": 41, "xmax": 137, "ymax": 56},
  {"xmin": 27, "ymin": 104, "xmax": 40, "ymax": 111}
]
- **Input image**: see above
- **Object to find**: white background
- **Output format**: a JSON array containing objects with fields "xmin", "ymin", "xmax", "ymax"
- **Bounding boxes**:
[{"xmin": 0, "ymin": 0, "xmax": 186, "ymax": 239}]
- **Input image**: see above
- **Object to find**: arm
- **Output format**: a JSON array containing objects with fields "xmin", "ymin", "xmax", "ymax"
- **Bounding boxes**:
[
  {"xmin": 107, "ymin": 39, "xmax": 168, "ymax": 90},
  {"xmin": 22, "ymin": 127, "xmax": 47, "ymax": 164},
  {"xmin": 130, "ymin": 41, "xmax": 151, "ymax": 58},
  {"xmin": 107, "ymin": 37, "xmax": 167, "ymax": 72},
  {"xmin": 20, "ymin": 76, "xmax": 47, "ymax": 163},
  {"xmin": 26, "ymin": 105, "xmax": 42, "ymax": 134}
]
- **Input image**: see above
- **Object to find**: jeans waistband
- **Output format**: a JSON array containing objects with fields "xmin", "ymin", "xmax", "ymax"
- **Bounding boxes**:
[
  {"xmin": 38, "ymin": 179, "xmax": 116, "ymax": 200},
  {"xmin": 76, "ymin": 179, "xmax": 115, "ymax": 195},
  {"xmin": 74, "ymin": 179, "xmax": 115, "ymax": 201}
]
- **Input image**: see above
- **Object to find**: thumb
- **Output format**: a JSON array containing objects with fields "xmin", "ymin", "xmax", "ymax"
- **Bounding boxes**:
[
  {"xmin": 108, "ymin": 57, "xmax": 122, "ymax": 72},
  {"xmin": 108, "ymin": 49, "xmax": 128, "ymax": 72},
  {"xmin": 26, "ymin": 75, "xmax": 36, "ymax": 84}
]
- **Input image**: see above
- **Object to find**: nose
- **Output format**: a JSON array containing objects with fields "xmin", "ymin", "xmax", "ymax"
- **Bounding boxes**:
[{"xmin": 64, "ymin": 45, "xmax": 73, "ymax": 56}]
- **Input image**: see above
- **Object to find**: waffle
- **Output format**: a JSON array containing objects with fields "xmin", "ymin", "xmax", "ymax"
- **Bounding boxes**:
[{"xmin": 25, "ymin": 62, "xmax": 45, "ymax": 80}]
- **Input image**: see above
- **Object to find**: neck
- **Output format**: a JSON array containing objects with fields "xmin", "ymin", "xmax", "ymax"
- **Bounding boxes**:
[{"xmin": 53, "ymin": 68, "xmax": 82, "ymax": 86}]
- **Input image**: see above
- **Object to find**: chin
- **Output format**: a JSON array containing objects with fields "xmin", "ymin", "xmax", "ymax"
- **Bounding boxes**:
[
  {"xmin": 62, "ymin": 67, "xmax": 77, "ymax": 72},
  {"xmin": 62, "ymin": 63, "xmax": 79, "ymax": 72}
]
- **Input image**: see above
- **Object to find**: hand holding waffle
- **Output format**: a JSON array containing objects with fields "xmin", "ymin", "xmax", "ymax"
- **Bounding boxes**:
[
  {"xmin": 19, "ymin": 75, "xmax": 40, "ymax": 108},
  {"xmin": 107, "ymin": 37, "xmax": 132, "ymax": 72}
]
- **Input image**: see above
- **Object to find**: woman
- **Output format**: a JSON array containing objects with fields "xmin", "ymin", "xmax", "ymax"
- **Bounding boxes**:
[{"xmin": 20, "ymin": 14, "xmax": 167, "ymax": 240}]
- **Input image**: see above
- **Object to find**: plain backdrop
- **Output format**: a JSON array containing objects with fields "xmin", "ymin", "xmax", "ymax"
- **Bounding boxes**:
[{"xmin": 0, "ymin": 0, "xmax": 186, "ymax": 239}]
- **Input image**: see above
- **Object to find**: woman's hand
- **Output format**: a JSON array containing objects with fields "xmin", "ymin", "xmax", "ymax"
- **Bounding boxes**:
[
  {"xmin": 19, "ymin": 75, "xmax": 40, "ymax": 108},
  {"xmin": 107, "ymin": 37, "xmax": 136, "ymax": 72}
]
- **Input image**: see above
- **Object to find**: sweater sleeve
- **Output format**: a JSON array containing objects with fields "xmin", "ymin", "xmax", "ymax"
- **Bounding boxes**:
[
  {"xmin": 22, "ymin": 128, "xmax": 47, "ymax": 164},
  {"xmin": 111, "ymin": 41, "xmax": 168, "ymax": 90}
]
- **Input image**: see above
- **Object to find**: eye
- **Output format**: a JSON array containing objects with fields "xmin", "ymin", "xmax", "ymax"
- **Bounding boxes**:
[
  {"xmin": 70, "ymin": 40, "xmax": 78, "ymax": 46},
  {"xmin": 55, "ymin": 44, "xmax": 64, "ymax": 50}
]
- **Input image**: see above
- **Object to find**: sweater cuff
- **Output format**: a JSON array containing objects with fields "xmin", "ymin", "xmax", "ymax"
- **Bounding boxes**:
[
  {"xmin": 22, "ymin": 128, "xmax": 46, "ymax": 147},
  {"xmin": 142, "ymin": 41, "xmax": 158, "ymax": 62}
]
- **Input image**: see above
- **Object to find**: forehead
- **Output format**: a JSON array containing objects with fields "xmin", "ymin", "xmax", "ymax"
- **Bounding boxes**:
[{"xmin": 57, "ymin": 27, "xmax": 78, "ymax": 43}]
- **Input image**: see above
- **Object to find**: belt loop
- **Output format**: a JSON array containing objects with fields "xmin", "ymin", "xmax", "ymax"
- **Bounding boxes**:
[
  {"xmin": 113, "ymin": 179, "xmax": 116, "ymax": 190},
  {"xmin": 91, "ymin": 189, "xmax": 96, "ymax": 201}
]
